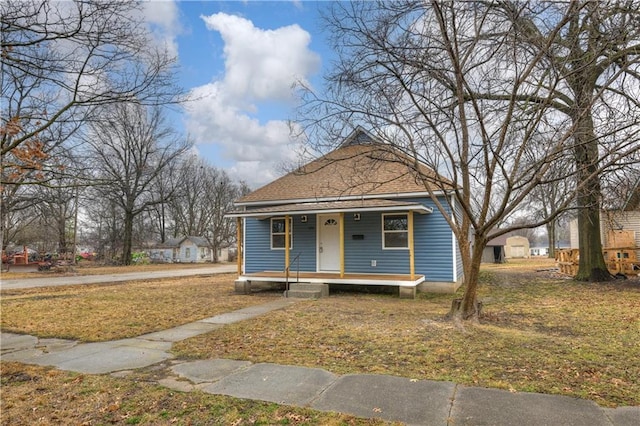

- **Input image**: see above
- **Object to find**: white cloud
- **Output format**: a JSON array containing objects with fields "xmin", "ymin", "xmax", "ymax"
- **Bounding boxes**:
[
  {"xmin": 186, "ymin": 12, "xmax": 320, "ymax": 188},
  {"xmin": 142, "ymin": 0, "xmax": 182, "ymax": 57}
]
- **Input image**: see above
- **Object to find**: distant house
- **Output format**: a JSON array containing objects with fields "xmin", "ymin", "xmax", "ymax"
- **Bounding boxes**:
[
  {"xmin": 530, "ymin": 246, "xmax": 549, "ymax": 257},
  {"xmin": 569, "ymin": 183, "xmax": 640, "ymax": 259},
  {"xmin": 148, "ymin": 236, "xmax": 213, "ymax": 263},
  {"xmin": 482, "ymin": 234, "xmax": 530, "ymax": 263},
  {"xmin": 226, "ymin": 128, "xmax": 464, "ymax": 298}
]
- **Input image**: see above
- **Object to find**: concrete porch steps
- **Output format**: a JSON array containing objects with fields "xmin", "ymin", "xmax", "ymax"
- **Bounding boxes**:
[{"xmin": 284, "ymin": 282, "xmax": 329, "ymax": 299}]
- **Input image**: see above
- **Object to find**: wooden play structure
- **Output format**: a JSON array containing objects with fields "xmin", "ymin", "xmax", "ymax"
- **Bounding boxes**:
[{"xmin": 556, "ymin": 230, "xmax": 639, "ymax": 277}]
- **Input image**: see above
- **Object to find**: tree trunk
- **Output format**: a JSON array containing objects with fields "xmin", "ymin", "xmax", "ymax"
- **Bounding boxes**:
[
  {"xmin": 572, "ymin": 97, "xmax": 611, "ymax": 282},
  {"xmin": 57, "ymin": 215, "xmax": 67, "ymax": 257},
  {"xmin": 121, "ymin": 210, "xmax": 134, "ymax": 265},
  {"xmin": 546, "ymin": 221, "xmax": 556, "ymax": 259},
  {"xmin": 448, "ymin": 235, "xmax": 484, "ymax": 321},
  {"xmin": 576, "ymin": 204, "xmax": 610, "ymax": 281}
]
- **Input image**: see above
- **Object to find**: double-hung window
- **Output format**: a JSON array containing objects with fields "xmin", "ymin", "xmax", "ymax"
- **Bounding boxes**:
[
  {"xmin": 271, "ymin": 217, "xmax": 292, "ymax": 249},
  {"xmin": 382, "ymin": 213, "xmax": 408, "ymax": 249}
]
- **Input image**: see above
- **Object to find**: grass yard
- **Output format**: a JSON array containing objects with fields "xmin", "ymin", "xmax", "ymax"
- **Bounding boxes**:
[
  {"xmin": 0, "ymin": 273, "xmax": 278, "ymax": 341},
  {"xmin": 1, "ymin": 259, "xmax": 639, "ymax": 424}
]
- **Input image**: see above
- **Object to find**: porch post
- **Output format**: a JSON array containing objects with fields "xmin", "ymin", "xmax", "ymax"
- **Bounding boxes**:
[
  {"xmin": 285, "ymin": 214, "xmax": 290, "ymax": 271},
  {"xmin": 236, "ymin": 217, "xmax": 243, "ymax": 276},
  {"xmin": 408, "ymin": 211, "xmax": 415, "ymax": 279},
  {"xmin": 339, "ymin": 212, "xmax": 345, "ymax": 277}
]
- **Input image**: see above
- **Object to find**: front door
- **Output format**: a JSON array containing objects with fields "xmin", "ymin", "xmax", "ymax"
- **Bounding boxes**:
[{"xmin": 318, "ymin": 214, "xmax": 340, "ymax": 272}]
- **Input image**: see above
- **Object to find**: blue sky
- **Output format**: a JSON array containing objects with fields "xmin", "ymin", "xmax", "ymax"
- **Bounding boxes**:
[{"xmin": 144, "ymin": 1, "xmax": 333, "ymax": 188}]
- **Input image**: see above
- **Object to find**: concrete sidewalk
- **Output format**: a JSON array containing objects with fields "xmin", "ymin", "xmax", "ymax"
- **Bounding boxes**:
[
  {"xmin": 0, "ymin": 264, "xmax": 236, "ymax": 290},
  {"xmin": 1, "ymin": 299, "xmax": 638, "ymax": 425}
]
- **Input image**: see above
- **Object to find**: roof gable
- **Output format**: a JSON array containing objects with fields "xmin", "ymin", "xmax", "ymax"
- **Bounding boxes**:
[
  {"xmin": 158, "ymin": 236, "xmax": 209, "ymax": 248},
  {"xmin": 238, "ymin": 130, "xmax": 453, "ymax": 205}
]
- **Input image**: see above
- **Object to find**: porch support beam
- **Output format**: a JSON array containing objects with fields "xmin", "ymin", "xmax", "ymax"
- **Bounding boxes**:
[
  {"xmin": 408, "ymin": 210, "xmax": 415, "ymax": 280},
  {"xmin": 236, "ymin": 217, "xmax": 243, "ymax": 276},
  {"xmin": 285, "ymin": 214, "xmax": 290, "ymax": 272},
  {"xmin": 339, "ymin": 212, "xmax": 345, "ymax": 277}
]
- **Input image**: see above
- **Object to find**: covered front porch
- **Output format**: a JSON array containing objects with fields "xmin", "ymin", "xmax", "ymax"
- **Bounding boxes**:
[{"xmin": 235, "ymin": 271, "xmax": 425, "ymax": 299}]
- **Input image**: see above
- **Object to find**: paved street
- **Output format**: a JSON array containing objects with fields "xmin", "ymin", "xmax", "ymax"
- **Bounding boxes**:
[{"xmin": 0, "ymin": 264, "xmax": 236, "ymax": 290}]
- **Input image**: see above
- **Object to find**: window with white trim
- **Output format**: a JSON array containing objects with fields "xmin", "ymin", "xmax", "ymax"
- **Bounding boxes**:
[
  {"xmin": 382, "ymin": 213, "xmax": 408, "ymax": 249},
  {"xmin": 271, "ymin": 217, "xmax": 292, "ymax": 249}
]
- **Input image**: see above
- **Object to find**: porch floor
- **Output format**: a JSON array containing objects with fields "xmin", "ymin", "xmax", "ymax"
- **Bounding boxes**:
[{"xmin": 239, "ymin": 271, "xmax": 425, "ymax": 287}]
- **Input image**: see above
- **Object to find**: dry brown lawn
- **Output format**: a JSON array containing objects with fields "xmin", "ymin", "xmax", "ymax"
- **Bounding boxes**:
[{"xmin": 0, "ymin": 273, "xmax": 278, "ymax": 341}]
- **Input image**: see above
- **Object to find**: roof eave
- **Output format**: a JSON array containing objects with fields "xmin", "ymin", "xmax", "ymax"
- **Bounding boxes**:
[
  {"xmin": 234, "ymin": 190, "xmax": 450, "ymax": 208},
  {"xmin": 225, "ymin": 204, "xmax": 433, "ymax": 219}
]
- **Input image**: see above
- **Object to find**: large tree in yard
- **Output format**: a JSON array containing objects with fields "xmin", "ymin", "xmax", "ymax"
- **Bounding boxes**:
[
  {"xmin": 484, "ymin": 1, "xmax": 640, "ymax": 281},
  {"xmin": 300, "ymin": 1, "xmax": 640, "ymax": 320},
  {"xmin": 85, "ymin": 104, "xmax": 190, "ymax": 265}
]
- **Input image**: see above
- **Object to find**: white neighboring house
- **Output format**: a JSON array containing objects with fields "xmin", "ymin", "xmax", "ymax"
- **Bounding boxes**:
[
  {"xmin": 569, "ymin": 186, "xmax": 640, "ymax": 258},
  {"xmin": 482, "ymin": 234, "xmax": 531, "ymax": 263},
  {"xmin": 149, "ymin": 236, "xmax": 213, "ymax": 263},
  {"xmin": 530, "ymin": 246, "xmax": 550, "ymax": 257}
]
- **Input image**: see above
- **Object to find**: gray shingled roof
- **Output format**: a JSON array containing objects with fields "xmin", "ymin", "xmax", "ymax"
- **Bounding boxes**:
[
  {"xmin": 158, "ymin": 236, "xmax": 209, "ymax": 248},
  {"xmin": 237, "ymin": 134, "xmax": 453, "ymax": 205}
]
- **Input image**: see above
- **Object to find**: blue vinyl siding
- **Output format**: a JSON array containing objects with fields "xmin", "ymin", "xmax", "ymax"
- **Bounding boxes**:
[
  {"xmin": 344, "ymin": 212, "xmax": 409, "ymax": 273},
  {"xmin": 342, "ymin": 196, "xmax": 456, "ymax": 280},
  {"xmin": 244, "ymin": 215, "xmax": 316, "ymax": 273},
  {"xmin": 243, "ymin": 196, "xmax": 457, "ymax": 282},
  {"xmin": 411, "ymin": 197, "xmax": 455, "ymax": 282}
]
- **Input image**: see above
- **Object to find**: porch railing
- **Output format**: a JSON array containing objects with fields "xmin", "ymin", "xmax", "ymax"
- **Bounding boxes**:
[{"xmin": 285, "ymin": 252, "xmax": 301, "ymax": 297}]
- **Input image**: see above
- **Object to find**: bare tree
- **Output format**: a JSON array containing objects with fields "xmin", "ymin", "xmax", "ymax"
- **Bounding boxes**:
[
  {"xmin": 85, "ymin": 104, "xmax": 190, "ymax": 265},
  {"xmin": 146, "ymin": 162, "xmax": 180, "ymax": 244},
  {"xmin": 1, "ymin": 0, "xmax": 183, "ymax": 253},
  {"xmin": 168, "ymin": 155, "xmax": 247, "ymax": 261},
  {"xmin": 170, "ymin": 156, "xmax": 216, "ymax": 238},
  {"xmin": 523, "ymin": 149, "xmax": 576, "ymax": 258},
  {"xmin": 300, "ymin": 1, "xmax": 640, "ymax": 320},
  {"xmin": 467, "ymin": 1, "xmax": 640, "ymax": 280},
  {"xmin": 0, "ymin": 0, "xmax": 181, "ymax": 158},
  {"xmin": 82, "ymin": 197, "xmax": 123, "ymax": 262},
  {"xmin": 32, "ymin": 179, "xmax": 76, "ymax": 256}
]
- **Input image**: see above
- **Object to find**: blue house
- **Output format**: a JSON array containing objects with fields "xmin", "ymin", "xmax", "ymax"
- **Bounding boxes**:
[{"xmin": 227, "ymin": 129, "xmax": 463, "ymax": 298}]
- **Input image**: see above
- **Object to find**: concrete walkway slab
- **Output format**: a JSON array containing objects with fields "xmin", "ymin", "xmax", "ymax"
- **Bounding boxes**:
[
  {"xmin": 24, "ymin": 341, "xmax": 108, "ymax": 365},
  {"xmin": 202, "ymin": 363, "xmax": 338, "ymax": 406},
  {"xmin": 138, "ymin": 322, "xmax": 222, "ymax": 342},
  {"xmin": 36, "ymin": 338, "xmax": 79, "ymax": 352},
  {"xmin": 0, "ymin": 332, "xmax": 38, "ymax": 352},
  {"xmin": 450, "ymin": 385, "xmax": 612, "ymax": 426},
  {"xmin": 311, "ymin": 374, "xmax": 455, "ymax": 426},
  {"xmin": 199, "ymin": 312, "xmax": 256, "ymax": 324},
  {"xmin": 200, "ymin": 299, "xmax": 297, "ymax": 324},
  {"xmin": 171, "ymin": 359, "xmax": 252, "ymax": 384},
  {"xmin": 604, "ymin": 406, "xmax": 640, "ymax": 426},
  {"xmin": 12, "ymin": 339, "xmax": 174, "ymax": 374},
  {"xmin": 111, "ymin": 338, "xmax": 173, "ymax": 351},
  {"xmin": 1, "ymin": 348, "xmax": 46, "ymax": 362},
  {"xmin": 53, "ymin": 345, "xmax": 173, "ymax": 374}
]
